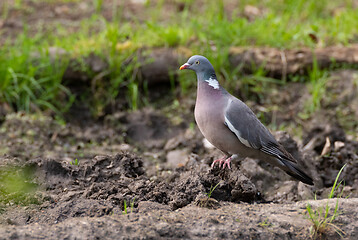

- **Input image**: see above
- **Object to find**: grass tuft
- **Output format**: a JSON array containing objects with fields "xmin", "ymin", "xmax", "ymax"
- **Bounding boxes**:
[
  {"xmin": 305, "ymin": 164, "xmax": 347, "ymax": 239},
  {"xmin": 0, "ymin": 33, "xmax": 73, "ymax": 116},
  {"xmin": 205, "ymin": 182, "xmax": 220, "ymax": 199},
  {"xmin": 123, "ymin": 197, "xmax": 136, "ymax": 215},
  {"xmin": 304, "ymin": 55, "xmax": 329, "ymax": 117},
  {"xmin": 70, "ymin": 158, "xmax": 79, "ymax": 166},
  {"xmin": 258, "ymin": 217, "xmax": 273, "ymax": 228}
]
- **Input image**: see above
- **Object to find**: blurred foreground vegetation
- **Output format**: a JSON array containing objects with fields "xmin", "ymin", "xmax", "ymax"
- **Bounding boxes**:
[{"xmin": 0, "ymin": 164, "xmax": 39, "ymax": 207}]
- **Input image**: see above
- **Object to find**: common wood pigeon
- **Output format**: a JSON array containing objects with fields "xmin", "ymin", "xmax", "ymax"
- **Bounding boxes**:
[{"xmin": 180, "ymin": 55, "xmax": 313, "ymax": 185}]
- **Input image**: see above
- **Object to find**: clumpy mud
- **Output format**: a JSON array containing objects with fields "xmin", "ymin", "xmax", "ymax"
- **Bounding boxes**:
[
  {"xmin": 1, "ymin": 0, "xmax": 358, "ymax": 238},
  {"xmin": 0, "ymin": 70, "xmax": 358, "ymax": 239},
  {"xmin": 1, "ymin": 152, "xmax": 258, "ymax": 226}
]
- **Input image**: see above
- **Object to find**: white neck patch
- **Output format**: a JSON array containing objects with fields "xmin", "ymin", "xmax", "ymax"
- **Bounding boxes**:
[{"xmin": 205, "ymin": 77, "xmax": 220, "ymax": 89}]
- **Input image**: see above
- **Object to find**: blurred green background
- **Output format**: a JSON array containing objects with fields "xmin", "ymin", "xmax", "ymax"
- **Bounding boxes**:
[{"xmin": 1, "ymin": 0, "xmax": 357, "ymax": 119}]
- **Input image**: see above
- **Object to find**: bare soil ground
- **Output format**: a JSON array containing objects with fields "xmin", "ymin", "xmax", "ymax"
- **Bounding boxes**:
[
  {"xmin": 1, "ymin": 1, "xmax": 358, "ymax": 239},
  {"xmin": 0, "ymin": 69, "xmax": 358, "ymax": 239}
]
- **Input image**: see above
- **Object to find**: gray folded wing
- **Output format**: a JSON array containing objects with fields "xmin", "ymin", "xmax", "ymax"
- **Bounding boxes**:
[{"xmin": 224, "ymin": 98, "xmax": 296, "ymax": 163}]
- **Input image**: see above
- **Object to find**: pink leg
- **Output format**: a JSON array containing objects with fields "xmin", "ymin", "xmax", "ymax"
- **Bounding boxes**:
[
  {"xmin": 222, "ymin": 157, "xmax": 232, "ymax": 169},
  {"xmin": 211, "ymin": 156, "xmax": 232, "ymax": 169},
  {"xmin": 211, "ymin": 157, "xmax": 226, "ymax": 168}
]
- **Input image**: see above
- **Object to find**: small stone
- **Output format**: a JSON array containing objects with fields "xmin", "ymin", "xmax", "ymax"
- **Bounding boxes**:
[
  {"xmin": 321, "ymin": 137, "xmax": 331, "ymax": 156},
  {"xmin": 166, "ymin": 149, "xmax": 189, "ymax": 168},
  {"xmin": 334, "ymin": 141, "xmax": 345, "ymax": 151},
  {"xmin": 297, "ymin": 182, "xmax": 314, "ymax": 200}
]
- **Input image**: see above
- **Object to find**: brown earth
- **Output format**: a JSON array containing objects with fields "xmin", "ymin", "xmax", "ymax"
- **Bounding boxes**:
[
  {"xmin": 0, "ymin": 69, "xmax": 358, "ymax": 239},
  {"xmin": 1, "ymin": 199, "xmax": 358, "ymax": 240},
  {"xmin": 1, "ymin": 1, "xmax": 358, "ymax": 239}
]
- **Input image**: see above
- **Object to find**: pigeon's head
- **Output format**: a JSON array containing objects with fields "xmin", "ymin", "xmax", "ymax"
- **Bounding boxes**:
[{"xmin": 179, "ymin": 55, "xmax": 215, "ymax": 75}]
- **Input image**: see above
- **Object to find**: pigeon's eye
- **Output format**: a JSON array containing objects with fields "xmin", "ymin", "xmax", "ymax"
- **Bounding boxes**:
[{"xmin": 195, "ymin": 60, "xmax": 200, "ymax": 65}]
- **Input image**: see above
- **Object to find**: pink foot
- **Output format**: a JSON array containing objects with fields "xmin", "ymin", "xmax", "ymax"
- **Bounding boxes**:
[
  {"xmin": 211, "ymin": 157, "xmax": 225, "ymax": 168},
  {"xmin": 211, "ymin": 156, "xmax": 232, "ymax": 169},
  {"xmin": 222, "ymin": 157, "xmax": 232, "ymax": 169}
]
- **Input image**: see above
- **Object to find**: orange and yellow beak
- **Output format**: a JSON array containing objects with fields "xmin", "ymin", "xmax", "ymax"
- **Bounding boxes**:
[{"xmin": 179, "ymin": 63, "xmax": 190, "ymax": 70}]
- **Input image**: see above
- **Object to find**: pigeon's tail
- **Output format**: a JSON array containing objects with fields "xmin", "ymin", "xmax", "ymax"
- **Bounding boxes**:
[{"xmin": 282, "ymin": 160, "xmax": 314, "ymax": 185}]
